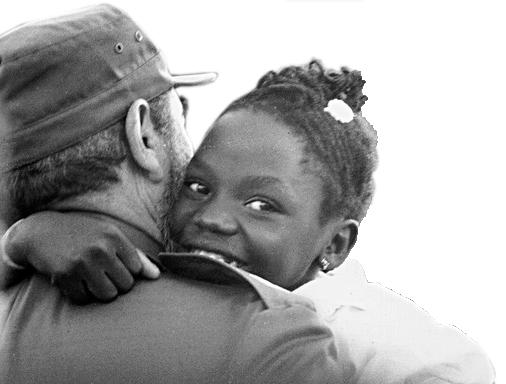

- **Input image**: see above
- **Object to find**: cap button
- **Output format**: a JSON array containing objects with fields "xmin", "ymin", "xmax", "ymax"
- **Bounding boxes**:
[
  {"xmin": 135, "ymin": 30, "xmax": 143, "ymax": 42},
  {"xmin": 114, "ymin": 43, "xmax": 124, "ymax": 54}
]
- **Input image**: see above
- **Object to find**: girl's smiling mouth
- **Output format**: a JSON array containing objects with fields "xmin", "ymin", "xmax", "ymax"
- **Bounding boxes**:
[{"xmin": 188, "ymin": 248, "xmax": 248, "ymax": 270}]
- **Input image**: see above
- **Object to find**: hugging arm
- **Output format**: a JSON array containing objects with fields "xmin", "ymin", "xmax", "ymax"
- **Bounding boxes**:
[{"xmin": 0, "ymin": 211, "xmax": 159, "ymax": 303}]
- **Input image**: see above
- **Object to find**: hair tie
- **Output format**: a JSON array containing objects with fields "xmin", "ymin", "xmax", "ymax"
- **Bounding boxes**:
[{"xmin": 324, "ymin": 99, "xmax": 354, "ymax": 123}]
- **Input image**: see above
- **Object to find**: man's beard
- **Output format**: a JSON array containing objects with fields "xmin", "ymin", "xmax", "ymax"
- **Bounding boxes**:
[{"xmin": 157, "ymin": 152, "xmax": 188, "ymax": 250}]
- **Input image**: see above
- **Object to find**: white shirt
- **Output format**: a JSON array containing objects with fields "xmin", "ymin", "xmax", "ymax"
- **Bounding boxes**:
[{"xmin": 295, "ymin": 259, "xmax": 495, "ymax": 384}]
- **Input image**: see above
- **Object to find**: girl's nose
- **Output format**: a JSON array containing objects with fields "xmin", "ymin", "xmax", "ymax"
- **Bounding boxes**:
[{"xmin": 192, "ymin": 198, "xmax": 239, "ymax": 236}]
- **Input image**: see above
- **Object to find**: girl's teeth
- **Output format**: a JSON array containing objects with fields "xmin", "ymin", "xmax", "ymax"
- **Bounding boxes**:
[
  {"xmin": 191, "ymin": 249, "xmax": 243, "ymax": 269},
  {"xmin": 192, "ymin": 250, "xmax": 226, "ymax": 263}
]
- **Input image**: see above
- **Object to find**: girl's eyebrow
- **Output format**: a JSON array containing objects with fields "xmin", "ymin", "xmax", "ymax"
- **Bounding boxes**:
[
  {"xmin": 238, "ymin": 176, "xmax": 296, "ymax": 201},
  {"xmin": 240, "ymin": 175, "xmax": 282, "ymax": 189}
]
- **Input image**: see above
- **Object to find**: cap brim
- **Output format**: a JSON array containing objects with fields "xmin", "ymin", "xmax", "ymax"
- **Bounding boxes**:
[{"xmin": 171, "ymin": 72, "xmax": 218, "ymax": 87}]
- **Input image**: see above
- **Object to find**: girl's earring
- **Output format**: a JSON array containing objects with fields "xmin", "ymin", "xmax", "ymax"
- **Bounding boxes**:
[{"xmin": 319, "ymin": 257, "xmax": 331, "ymax": 272}]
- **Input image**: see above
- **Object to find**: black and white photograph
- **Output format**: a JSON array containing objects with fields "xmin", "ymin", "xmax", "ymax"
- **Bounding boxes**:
[{"xmin": 0, "ymin": 0, "xmax": 503, "ymax": 383}]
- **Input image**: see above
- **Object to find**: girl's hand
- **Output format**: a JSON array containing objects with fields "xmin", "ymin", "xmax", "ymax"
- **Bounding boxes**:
[{"xmin": 0, "ymin": 211, "xmax": 160, "ymax": 304}]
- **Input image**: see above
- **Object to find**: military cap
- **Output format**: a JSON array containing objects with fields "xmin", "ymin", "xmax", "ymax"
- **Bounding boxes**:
[{"xmin": 0, "ymin": 4, "xmax": 216, "ymax": 172}]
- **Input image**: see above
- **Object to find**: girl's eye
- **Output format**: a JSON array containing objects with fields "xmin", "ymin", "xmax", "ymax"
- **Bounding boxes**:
[
  {"xmin": 245, "ymin": 199, "xmax": 277, "ymax": 212},
  {"xmin": 186, "ymin": 181, "xmax": 209, "ymax": 195}
]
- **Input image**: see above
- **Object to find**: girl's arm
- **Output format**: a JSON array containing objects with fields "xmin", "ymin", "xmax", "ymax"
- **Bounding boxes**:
[{"xmin": 0, "ymin": 212, "xmax": 159, "ymax": 303}]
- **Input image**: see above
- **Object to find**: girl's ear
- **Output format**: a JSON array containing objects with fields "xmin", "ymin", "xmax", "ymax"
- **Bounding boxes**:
[
  {"xmin": 124, "ymin": 99, "xmax": 164, "ymax": 181},
  {"xmin": 320, "ymin": 219, "xmax": 359, "ymax": 272}
]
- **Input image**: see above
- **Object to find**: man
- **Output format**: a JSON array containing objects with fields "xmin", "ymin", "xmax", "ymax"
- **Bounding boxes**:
[{"xmin": 0, "ymin": 5, "xmax": 344, "ymax": 383}]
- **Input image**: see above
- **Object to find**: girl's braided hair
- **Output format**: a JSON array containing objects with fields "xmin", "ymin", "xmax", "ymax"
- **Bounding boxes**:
[{"xmin": 221, "ymin": 59, "xmax": 378, "ymax": 222}]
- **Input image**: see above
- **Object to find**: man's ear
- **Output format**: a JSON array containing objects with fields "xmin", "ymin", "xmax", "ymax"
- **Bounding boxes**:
[
  {"xmin": 125, "ymin": 99, "xmax": 164, "ymax": 181},
  {"xmin": 320, "ymin": 219, "xmax": 359, "ymax": 271}
]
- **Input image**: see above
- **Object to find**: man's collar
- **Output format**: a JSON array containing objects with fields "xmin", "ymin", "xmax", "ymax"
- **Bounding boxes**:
[{"xmin": 158, "ymin": 252, "xmax": 318, "ymax": 310}]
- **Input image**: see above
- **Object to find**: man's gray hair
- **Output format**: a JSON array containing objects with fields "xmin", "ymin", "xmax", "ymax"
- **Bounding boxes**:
[{"xmin": 7, "ymin": 91, "xmax": 178, "ymax": 219}]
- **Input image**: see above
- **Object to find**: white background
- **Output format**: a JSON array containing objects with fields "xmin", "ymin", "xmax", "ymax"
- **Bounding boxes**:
[{"xmin": 1, "ymin": 0, "xmax": 504, "ymax": 380}]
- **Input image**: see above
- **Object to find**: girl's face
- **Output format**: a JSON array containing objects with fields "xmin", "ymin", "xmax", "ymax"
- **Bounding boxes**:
[{"xmin": 170, "ymin": 109, "xmax": 338, "ymax": 289}]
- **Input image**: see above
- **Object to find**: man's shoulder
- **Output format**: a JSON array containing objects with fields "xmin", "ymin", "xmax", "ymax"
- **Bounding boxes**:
[
  {"xmin": 0, "ymin": 257, "xmax": 342, "ymax": 384},
  {"xmin": 158, "ymin": 252, "xmax": 316, "ymax": 311}
]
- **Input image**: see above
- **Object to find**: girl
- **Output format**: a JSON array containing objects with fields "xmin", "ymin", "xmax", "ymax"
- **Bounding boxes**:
[{"xmin": 164, "ymin": 60, "xmax": 376, "ymax": 291}]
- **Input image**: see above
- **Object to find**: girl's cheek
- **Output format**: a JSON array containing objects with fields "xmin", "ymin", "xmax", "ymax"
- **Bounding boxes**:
[{"xmin": 254, "ymin": 249, "xmax": 284, "ymax": 280}]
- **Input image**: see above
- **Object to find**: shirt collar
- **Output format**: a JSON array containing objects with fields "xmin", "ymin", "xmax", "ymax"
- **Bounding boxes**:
[{"xmin": 295, "ymin": 259, "xmax": 369, "ymax": 319}]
